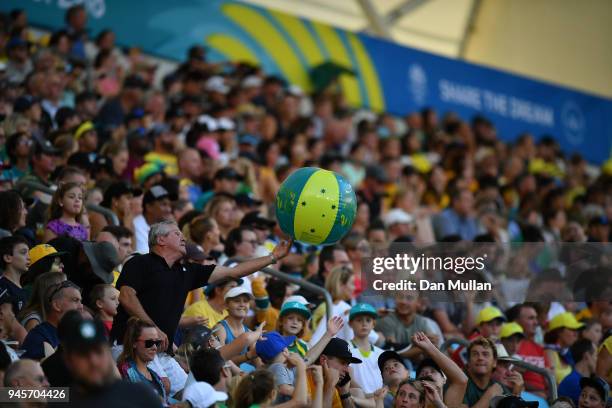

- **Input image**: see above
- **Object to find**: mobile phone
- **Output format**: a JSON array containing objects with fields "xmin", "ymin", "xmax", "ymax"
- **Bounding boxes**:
[{"xmin": 337, "ymin": 373, "xmax": 351, "ymax": 388}]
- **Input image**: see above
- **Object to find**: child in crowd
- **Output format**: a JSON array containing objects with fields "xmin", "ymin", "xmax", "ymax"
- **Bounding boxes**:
[
  {"xmin": 232, "ymin": 359, "xmax": 309, "ymax": 408},
  {"xmin": 277, "ymin": 299, "xmax": 345, "ymax": 365},
  {"xmin": 89, "ymin": 284, "xmax": 119, "ymax": 336},
  {"xmin": 255, "ymin": 331, "xmax": 298, "ymax": 402},
  {"xmin": 215, "ymin": 287, "xmax": 258, "ymax": 371},
  {"xmin": 348, "ymin": 303, "xmax": 384, "ymax": 394},
  {"xmin": 44, "ymin": 182, "xmax": 88, "ymax": 242},
  {"xmin": 580, "ymin": 319, "xmax": 603, "ymax": 345}
]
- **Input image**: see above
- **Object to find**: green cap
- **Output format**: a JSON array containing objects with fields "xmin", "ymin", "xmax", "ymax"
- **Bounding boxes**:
[
  {"xmin": 279, "ymin": 301, "xmax": 311, "ymax": 319},
  {"xmin": 349, "ymin": 303, "xmax": 378, "ymax": 321}
]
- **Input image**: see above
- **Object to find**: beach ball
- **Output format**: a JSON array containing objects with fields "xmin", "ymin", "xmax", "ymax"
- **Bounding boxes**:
[{"xmin": 275, "ymin": 167, "xmax": 357, "ymax": 245}]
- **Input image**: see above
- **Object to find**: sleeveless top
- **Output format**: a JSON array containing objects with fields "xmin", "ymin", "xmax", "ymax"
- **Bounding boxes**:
[{"xmin": 219, "ymin": 320, "xmax": 255, "ymax": 372}]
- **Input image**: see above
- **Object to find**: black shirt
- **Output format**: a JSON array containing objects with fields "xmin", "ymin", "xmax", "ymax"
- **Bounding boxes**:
[
  {"xmin": 111, "ymin": 252, "xmax": 214, "ymax": 350},
  {"xmin": 41, "ymin": 345, "xmax": 72, "ymax": 387},
  {"xmin": 56, "ymin": 380, "xmax": 163, "ymax": 408},
  {"xmin": 0, "ymin": 276, "xmax": 28, "ymax": 313}
]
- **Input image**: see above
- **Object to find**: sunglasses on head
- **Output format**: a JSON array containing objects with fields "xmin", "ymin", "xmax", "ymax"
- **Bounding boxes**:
[
  {"xmin": 47, "ymin": 280, "xmax": 81, "ymax": 304},
  {"xmin": 141, "ymin": 339, "xmax": 162, "ymax": 349}
]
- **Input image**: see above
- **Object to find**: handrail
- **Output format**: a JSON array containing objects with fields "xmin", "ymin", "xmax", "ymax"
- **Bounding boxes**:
[
  {"xmin": 225, "ymin": 256, "xmax": 333, "ymax": 322},
  {"xmin": 16, "ymin": 180, "xmax": 120, "ymax": 225},
  {"xmin": 440, "ymin": 337, "xmax": 557, "ymax": 402}
]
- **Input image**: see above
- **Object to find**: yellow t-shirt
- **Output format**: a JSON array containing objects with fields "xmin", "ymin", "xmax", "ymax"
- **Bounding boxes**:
[
  {"xmin": 182, "ymin": 299, "xmax": 227, "ymax": 328},
  {"xmin": 307, "ymin": 370, "xmax": 342, "ymax": 408}
]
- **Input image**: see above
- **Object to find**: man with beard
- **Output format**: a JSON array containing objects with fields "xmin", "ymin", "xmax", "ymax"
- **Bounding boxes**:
[{"xmin": 54, "ymin": 310, "xmax": 162, "ymax": 407}]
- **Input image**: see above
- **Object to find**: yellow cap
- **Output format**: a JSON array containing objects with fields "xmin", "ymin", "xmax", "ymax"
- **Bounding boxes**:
[
  {"xmin": 476, "ymin": 306, "xmax": 506, "ymax": 325},
  {"xmin": 500, "ymin": 322, "xmax": 524, "ymax": 339},
  {"xmin": 29, "ymin": 244, "xmax": 60, "ymax": 266},
  {"xmin": 548, "ymin": 312, "xmax": 584, "ymax": 331},
  {"xmin": 74, "ymin": 121, "xmax": 95, "ymax": 140}
]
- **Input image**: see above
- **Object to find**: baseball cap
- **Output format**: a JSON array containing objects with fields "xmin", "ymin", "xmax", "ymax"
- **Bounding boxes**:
[
  {"xmin": 143, "ymin": 185, "xmax": 174, "ymax": 206},
  {"xmin": 203, "ymin": 277, "xmax": 244, "ymax": 297},
  {"xmin": 239, "ymin": 134, "xmax": 260, "ymax": 146},
  {"xmin": 29, "ymin": 244, "xmax": 67, "ymax": 266},
  {"xmin": 205, "ymin": 76, "xmax": 229, "ymax": 94},
  {"xmin": 548, "ymin": 312, "xmax": 584, "ymax": 331},
  {"xmin": 182, "ymin": 381, "xmax": 228, "ymax": 408},
  {"xmin": 383, "ymin": 209, "xmax": 414, "ymax": 228},
  {"xmin": 214, "ymin": 167, "xmax": 243, "ymax": 181},
  {"xmin": 500, "ymin": 322, "xmax": 525, "ymax": 339},
  {"xmin": 321, "ymin": 338, "xmax": 362, "ymax": 364},
  {"xmin": 242, "ymin": 75, "xmax": 262, "ymax": 89},
  {"xmin": 74, "ymin": 121, "xmax": 95, "ymax": 140},
  {"xmin": 255, "ymin": 331, "xmax": 295, "ymax": 361},
  {"xmin": 476, "ymin": 306, "xmax": 506, "ymax": 325},
  {"xmin": 58, "ymin": 311, "xmax": 108, "ymax": 353},
  {"xmin": 416, "ymin": 357, "xmax": 444, "ymax": 378},
  {"xmin": 13, "ymin": 95, "xmax": 40, "ymax": 113},
  {"xmin": 134, "ymin": 162, "xmax": 166, "ymax": 185},
  {"xmin": 495, "ymin": 344, "xmax": 519, "ymax": 362},
  {"xmin": 224, "ymin": 286, "xmax": 253, "ymax": 301},
  {"xmin": 183, "ymin": 325, "xmax": 217, "ymax": 348},
  {"xmin": 241, "ymin": 211, "xmax": 275, "ymax": 228},
  {"xmin": 489, "ymin": 395, "xmax": 539, "ymax": 408},
  {"xmin": 283, "ymin": 295, "xmax": 313, "ymax": 308},
  {"xmin": 365, "ymin": 165, "xmax": 388, "ymax": 183},
  {"xmin": 196, "ymin": 137, "xmax": 220, "ymax": 160},
  {"xmin": 185, "ymin": 243, "xmax": 208, "ymax": 262},
  {"xmin": 32, "ymin": 134, "xmax": 60, "ymax": 156},
  {"xmin": 217, "ymin": 117, "xmax": 235, "ymax": 131},
  {"xmin": 349, "ymin": 303, "xmax": 378, "ymax": 321},
  {"xmin": 236, "ymin": 194, "xmax": 263, "ymax": 209},
  {"xmin": 580, "ymin": 376, "xmax": 610, "ymax": 403},
  {"xmin": 279, "ymin": 301, "xmax": 311, "ymax": 319},
  {"xmin": 102, "ymin": 181, "xmax": 140, "ymax": 208},
  {"xmin": 378, "ymin": 350, "xmax": 406, "ymax": 374}
]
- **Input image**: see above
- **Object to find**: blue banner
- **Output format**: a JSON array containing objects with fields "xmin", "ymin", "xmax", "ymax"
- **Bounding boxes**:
[{"xmin": 3, "ymin": 0, "xmax": 611, "ymax": 163}]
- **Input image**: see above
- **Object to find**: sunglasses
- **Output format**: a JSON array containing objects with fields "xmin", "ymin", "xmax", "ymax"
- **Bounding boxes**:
[
  {"xmin": 140, "ymin": 339, "xmax": 162, "ymax": 349},
  {"xmin": 47, "ymin": 280, "xmax": 81, "ymax": 304}
]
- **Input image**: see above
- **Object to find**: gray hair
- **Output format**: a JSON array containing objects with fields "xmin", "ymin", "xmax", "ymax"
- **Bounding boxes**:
[{"xmin": 148, "ymin": 220, "xmax": 179, "ymax": 248}]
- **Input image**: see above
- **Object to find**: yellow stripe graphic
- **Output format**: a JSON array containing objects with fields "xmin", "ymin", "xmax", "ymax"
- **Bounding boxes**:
[
  {"xmin": 347, "ymin": 33, "xmax": 385, "ymax": 112},
  {"xmin": 206, "ymin": 34, "xmax": 259, "ymax": 64},
  {"xmin": 222, "ymin": 4, "xmax": 310, "ymax": 91},
  {"xmin": 269, "ymin": 11, "xmax": 324, "ymax": 68},
  {"xmin": 311, "ymin": 21, "xmax": 361, "ymax": 107},
  {"xmin": 294, "ymin": 170, "xmax": 339, "ymax": 245}
]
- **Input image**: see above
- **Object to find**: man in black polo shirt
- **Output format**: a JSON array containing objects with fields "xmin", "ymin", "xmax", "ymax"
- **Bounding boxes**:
[{"xmin": 111, "ymin": 220, "xmax": 292, "ymax": 352}]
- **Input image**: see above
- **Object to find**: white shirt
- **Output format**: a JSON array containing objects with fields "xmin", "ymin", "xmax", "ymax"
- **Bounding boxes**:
[
  {"xmin": 133, "ymin": 214, "xmax": 150, "ymax": 254},
  {"xmin": 348, "ymin": 341, "xmax": 384, "ymax": 393}
]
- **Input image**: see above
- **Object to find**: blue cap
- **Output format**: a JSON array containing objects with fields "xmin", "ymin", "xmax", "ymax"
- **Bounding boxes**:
[
  {"xmin": 349, "ymin": 303, "xmax": 378, "ymax": 321},
  {"xmin": 279, "ymin": 301, "xmax": 311, "ymax": 319},
  {"xmin": 255, "ymin": 331, "xmax": 295, "ymax": 362},
  {"xmin": 239, "ymin": 134, "xmax": 260, "ymax": 146}
]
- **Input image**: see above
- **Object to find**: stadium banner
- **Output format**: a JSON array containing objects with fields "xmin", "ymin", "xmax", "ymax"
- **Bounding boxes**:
[{"xmin": 5, "ymin": 0, "xmax": 612, "ymax": 163}]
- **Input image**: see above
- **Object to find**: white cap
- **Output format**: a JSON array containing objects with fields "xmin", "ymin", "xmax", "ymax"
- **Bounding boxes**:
[
  {"xmin": 217, "ymin": 117, "xmax": 235, "ymax": 131},
  {"xmin": 287, "ymin": 84, "xmax": 303, "ymax": 97},
  {"xmin": 182, "ymin": 381, "xmax": 228, "ymax": 408},
  {"xmin": 205, "ymin": 76, "xmax": 229, "ymax": 94},
  {"xmin": 224, "ymin": 286, "xmax": 253, "ymax": 301},
  {"xmin": 495, "ymin": 343, "xmax": 518, "ymax": 362},
  {"xmin": 197, "ymin": 115, "xmax": 219, "ymax": 132},
  {"xmin": 282, "ymin": 295, "xmax": 313, "ymax": 308},
  {"xmin": 383, "ymin": 209, "xmax": 414, "ymax": 228},
  {"xmin": 242, "ymin": 75, "xmax": 262, "ymax": 88}
]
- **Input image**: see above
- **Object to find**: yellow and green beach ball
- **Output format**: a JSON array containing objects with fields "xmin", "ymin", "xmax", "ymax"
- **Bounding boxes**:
[{"xmin": 275, "ymin": 167, "xmax": 357, "ymax": 245}]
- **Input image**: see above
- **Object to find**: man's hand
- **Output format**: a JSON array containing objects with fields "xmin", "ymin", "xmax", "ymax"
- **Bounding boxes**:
[
  {"xmin": 326, "ymin": 316, "xmax": 344, "ymax": 337},
  {"xmin": 411, "ymin": 331, "xmax": 436, "ymax": 354},
  {"xmin": 373, "ymin": 386, "xmax": 388, "ymax": 401},
  {"xmin": 272, "ymin": 238, "xmax": 293, "ymax": 260},
  {"xmin": 322, "ymin": 360, "xmax": 340, "ymax": 386},
  {"xmin": 506, "ymin": 370, "xmax": 524, "ymax": 396}
]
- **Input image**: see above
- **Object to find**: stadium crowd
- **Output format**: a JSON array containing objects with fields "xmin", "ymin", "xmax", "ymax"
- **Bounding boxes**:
[{"xmin": 0, "ymin": 5, "xmax": 611, "ymax": 408}]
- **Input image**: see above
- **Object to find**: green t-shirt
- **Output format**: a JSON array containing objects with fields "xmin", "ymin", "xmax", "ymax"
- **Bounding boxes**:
[
  {"xmin": 287, "ymin": 338, "xmax": 309, "ymax": 358},
  {"xmin": 463, "ymin": 376, "xmax": 510, "ymax": 407}
]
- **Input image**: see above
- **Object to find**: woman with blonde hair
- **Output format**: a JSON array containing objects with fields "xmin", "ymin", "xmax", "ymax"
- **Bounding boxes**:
[
  {"xmin": 309, "ymin": 265, "xmax": 373, "ymax": 346},
  {"xmin": 204, "ymin": 195, "xmax": 238, "ymax": 241}
]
